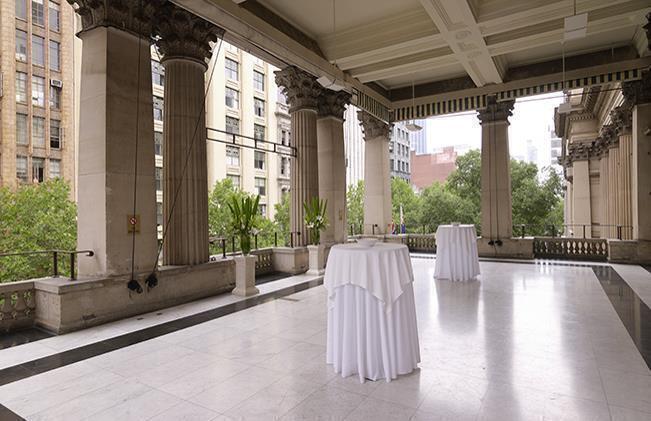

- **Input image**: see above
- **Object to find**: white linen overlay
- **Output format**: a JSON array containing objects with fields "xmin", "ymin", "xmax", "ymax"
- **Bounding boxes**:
[{"xmin": 434, "ymin": 224, "xmax": 480, "ymax": 282}]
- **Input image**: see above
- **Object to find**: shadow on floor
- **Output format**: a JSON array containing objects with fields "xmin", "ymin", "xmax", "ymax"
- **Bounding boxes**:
[
  {"xmin": 256, "ymin": 271, "xmax": 294, "ymax": 286},
  {"xmin": 0, "ymin": 327, "xmax": 53, "ymax": 350}
]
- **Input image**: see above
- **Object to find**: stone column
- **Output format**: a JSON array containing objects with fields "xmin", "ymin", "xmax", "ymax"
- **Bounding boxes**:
[
  {"xmin": 571, "ymin": 153, "xmax": 592, "ymax": 238},
  {"xmin": 623, "ymin": 72, "xmax": 651, "ymax": 241},
  {"xmin": 155, "ymin": 4, "xmax": 223, "ymax": 265},
  {"xmin": 359, "ymin": 111, "xmax": 393, "ymax": 235},
  {"xmin": 564, "ymin": 176, "xmax": 574, "ymax": 236},
  {"xmin": 477, "ymin": 97, "xmax": 514, "ymax": 240},
  {"xmin": 274, "ymin": 67, "xmax": 322, "ymax": 246},
  {"xmin": 611, "ymin": 106, "xmax": 633, "ymax": 240},
  {"xmin": 71, "ymin": 1, "xmax": 158, "ymax": 277},
  {"xmin": 317, "ymin": 91, "xmax": 351, "ymax": 244},
  {"xmin": 604, "ymin": 125, "xmax": 620, "ymax": 240},
  {"xmin": 597, "ymin": 143, "xmax": 610, "ymax": 238}
]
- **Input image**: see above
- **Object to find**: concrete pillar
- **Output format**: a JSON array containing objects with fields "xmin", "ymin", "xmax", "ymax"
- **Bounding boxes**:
[
  {"xmin": 274, "ymin": 67, "xmax": 322, "ymax": 246},
  {"xmin": 572, "ymin": 159, "xmax": 592, "ymax": 238},
  {"xmin": 564, "ymin": 177, "xmax": 573, "ymax": 236},
  {"xmin": 358, "ymin": 111, "xmax": 393, "ymax": 235},
  {"xmin": 623, "ymin": 75, "xmax": 651, "ymax": 241},
  {"xmin": 73, "ymin": 2, "xmax": 158, "ymax": 277},
  {"xmin": 607, "ymin": 135, "xmax": 620, "ymax": 240},
  {"xmin": 477, "ymin": 96, "xmax": 514, "ymax": 240},
  {"xmin": 155, "ymin": 5, "xmax": 223, "ymax": 265},
  {"xmin": 612, "ymin": 106, "xmax": 634, "ymax": 240},
  {"xmin": 598, "ymin": 153, "xmax": 610, "ymax": 238},
  {"xmin": 317, "ymin": 91, "xmax": 351, "ymax": 244}
]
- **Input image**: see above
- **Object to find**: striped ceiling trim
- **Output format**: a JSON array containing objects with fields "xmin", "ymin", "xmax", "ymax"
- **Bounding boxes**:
[
  {"xmin": 351, "ymin": 88, "xmax": 391, "ymax": 123},
  {"xmin": 393, "ymin": 68, "xmax": 642, "ymax": 121}
]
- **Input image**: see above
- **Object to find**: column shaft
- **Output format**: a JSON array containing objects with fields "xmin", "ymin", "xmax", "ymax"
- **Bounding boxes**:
[
  {"xmin": 363, "ymin": 136, "xmax": 392, "ymax": 234},
  {"xmin": 162, "ymin": 59, "xmax": 209, "ymax": 265},
  {"xmin": 572, "ymin": 160, "xmax": 591, "ymax": 238},
  {"xmin": 317, "ymin": 117, "xmax": 347, "ymax": 243},
  {"xmin": 608, "ymin": 146, "xmax": 620, "ymax": 239},
  {"xmin": 480, "ymin": 121, "xmax": 512, "ymax": 239},
  {"xmin": 618, "ymin": 134, "xmax": 633, "ymax": 239},
  {"xmin": 632, "ymin": 102, "xmax": 651, "ymax": 240},
  {"xmin": 599, "ymin": 156, "xmax": 610, "ymax": 238},
  {"xmin": 77, "ymin": 27, "xmax": 157, "ymax": 277}
]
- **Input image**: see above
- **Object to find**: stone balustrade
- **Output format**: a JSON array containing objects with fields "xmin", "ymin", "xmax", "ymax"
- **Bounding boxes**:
[
  {"xmin": 252, "ymin": 248, "xmax": 274, "ymax": 275},
  {"xmin": 533, "ymin": 237, "xmax": 608, "ymax": 261},
  {"xmin": 0, "ymin": 280, "xmax": 36, "ymax": 332}
]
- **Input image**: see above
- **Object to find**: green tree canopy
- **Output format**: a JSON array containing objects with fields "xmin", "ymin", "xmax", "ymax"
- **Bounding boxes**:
[
  {"xmin": 347, "ymin": 180, "xmax": 365, "ymax": 234},
  {"xmin": 418, "ymin": 182, "xmax": 477, "ymax": 232},
  {"xmin": 391, "ymin": 178, "xmax": 420, "ymax": 232}
]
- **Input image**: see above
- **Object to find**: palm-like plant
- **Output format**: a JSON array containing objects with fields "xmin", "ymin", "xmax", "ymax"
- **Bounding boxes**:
[
  {"xmin": 304, "ymin": 197, "xmax": 328, "ymax": 245},
  {"xmin": 228, "ymin": 195, "xmax": 260, "ymax": 255}
]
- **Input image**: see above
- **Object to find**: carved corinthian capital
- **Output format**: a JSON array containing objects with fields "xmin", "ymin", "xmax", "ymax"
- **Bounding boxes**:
[
  {"xmin": 317, "ymin": 91, "xmax": 351, "ymax": 119},
  {"xmin": 358, "ymin": 110, "xmax": 392, "ymax": 140},
  {"xmin": 621, "ymin": 70, "xmax": 651, "ymax": 106},
  {"xmin": 610, "ymin": 106, "xmax": 633, "ymax": 135},
  {"xmin": 274, "ymin": 66, "xmax": 323, "ymax": 112},
  {"xmin": 153, "ymin": 2, "xmax": 224, "ymax": 68},
  {"xmin": 477, "ymin": 96, "xmax": 515, "ymax": 124},
  {"xmin": 600, "ymin": 124, "xmax": 619, "ymax": 149},
  {"xmin": 67, "ymin": 0, "xmax": 161, "ymax": 37}
]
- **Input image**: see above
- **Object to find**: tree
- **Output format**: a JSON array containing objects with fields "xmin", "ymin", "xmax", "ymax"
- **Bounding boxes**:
[
  {"xmin": 0, "ymin": 179, "xmax": 77, "ymax": 283},
  {"xmin": 446, "ymin": 149, "xmax": 481, "ymax": 212},
  {"xmin": 418, "ymin": 182, "xmax": 477, "ymax": 232},
  {"xmin": 347, "ymin": 180, "xmax": 364, "ymax": 235},
  {"xmin": 273, "ymin": 192, "xmax": 290, "ymax": 245},
  {"xmin": 391, "ymin": 178, "xmax": 420, "ymax": 232}
]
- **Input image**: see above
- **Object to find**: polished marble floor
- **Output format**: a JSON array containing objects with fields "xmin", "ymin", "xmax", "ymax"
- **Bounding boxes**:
[{"xmin": 1, "ymin": 259, "xmax": 651, "ymax": 420}]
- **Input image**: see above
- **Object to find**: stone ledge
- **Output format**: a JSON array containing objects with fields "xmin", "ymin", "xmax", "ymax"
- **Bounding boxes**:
[
  {"xmin": 272, "ymin": 247, "xmax": 308, "ymax": 274},
  {"xmin": 608, "ymin": 240, "xmax": 651, "ymax": 264},
  {"xmin": 477, "ymin": 237, "xmax": 534, "ymax": 259}
]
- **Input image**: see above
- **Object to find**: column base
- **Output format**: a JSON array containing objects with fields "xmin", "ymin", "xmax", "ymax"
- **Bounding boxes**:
[
  {"xmin": 306, "ymin": 245, "xmax": 326, "ymax": 276},
  {"xmin": 232, "ymin": 255, "xmax": 259, "ymax": 297}
]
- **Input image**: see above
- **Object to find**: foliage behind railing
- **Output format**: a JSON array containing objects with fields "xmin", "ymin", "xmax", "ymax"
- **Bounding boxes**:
[{"xmin": 0, "ymin": 250, "xmax": 94, "ymax": 284}]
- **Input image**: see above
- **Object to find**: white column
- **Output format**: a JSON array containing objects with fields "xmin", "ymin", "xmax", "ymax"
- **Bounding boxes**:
[
  {"xmin": 358, "ymin": 111, "xmax": 392, "ymax": 235},
  {"xmin": 477, "ymin": 97, "xmax": 514, "ymax": 240},
  {"xmin": 611, "ymin": 106, "xmax": 634, "ymax": 240},
  {"xmin": 598, "ymin": 152, "xmax": 610, "ymax": 238},
  {"xmin": 572, "ymin": 159, "xmax": 592, "ymax": 238},
  {"xmin": 275, "ymin": 67, "xmax": 322, "ymax": 246},
  {"xmin": 155, "ymin": 5, "xmax": 223, "ymax": 265},
  {"xmin": 74, "ymin": 6, "xmax": 158, "ymax": 277},
  {"xmin": 317, "ymin": 92, "xmax": 349, "ymax": 243}
]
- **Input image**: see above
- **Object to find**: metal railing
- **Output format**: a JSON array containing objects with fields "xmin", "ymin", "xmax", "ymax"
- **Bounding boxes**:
[{"xmin": 0, "ymin": 249, "xmax": 95, "ymax": 281}]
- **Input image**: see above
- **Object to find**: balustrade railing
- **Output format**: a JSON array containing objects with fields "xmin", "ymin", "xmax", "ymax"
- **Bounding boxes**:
[
  {"xmin": 532, "ymin": 237, "xmax": 608, "ymax": 261},
  {"xmin": 252, "ymin": 248, "xmax": 274, "ymax": 275},
  {"xmin": 404, "ymin": 234, "xmax": 437, "ymax": 253},
  {"xmin": 0, "ymin": 281, "xmax": 36, "ymax": 332}
]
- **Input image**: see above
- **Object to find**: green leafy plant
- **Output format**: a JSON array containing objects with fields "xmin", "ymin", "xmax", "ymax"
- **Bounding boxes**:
[
  {"xmin": 303, "ymin": 197, "xmax": 328, "ymax": 245},
  {"xmin": 228, "ymin": 195, "xmax": 260, "ymax": 255}
]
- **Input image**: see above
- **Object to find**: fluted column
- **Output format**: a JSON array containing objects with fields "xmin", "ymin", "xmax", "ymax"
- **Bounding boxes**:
[
  {"xmin": 477, "ymin": 96, "xmax": 514, "ymax": 240},
  {"xmin": 359, "ymin": 111, "xmax": 393, "ymax": 235},
  {"xmin": 155, "ymin": 4, "xmax": 223, "ymax": 265},
  {"xmin": 70, "ymin": 0, "xmax": 158, "ymax": 277},
  {"xmin": 274, "ymin": 67, "xmax": 322, "ymax": 246},
  {"xmin": 568, "ymin": 143, "xmax": 592, "ymax": 238},
  {"xmin": 598, "ymin": 146, "xmax": 610, "ymax": 238},
  {"xmin": 603, "ymin": 125, "xmax": 620, "ymax": 240},
  {"xmin": 317, "ymin": 91, "xmax": 351, "ymax": 244},
  {"xmin": 611, "ymin": 107, "xmax": 633, "ymax": 239}
]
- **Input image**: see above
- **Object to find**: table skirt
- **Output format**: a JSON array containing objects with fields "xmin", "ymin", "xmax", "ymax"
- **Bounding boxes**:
[
  {"xmin": 434, "ymin": 226, "xmax": 480, "ymax": 282},
  {"xmin": 326, "ymin": 282, "xmax": 420, "ymax": 383}
]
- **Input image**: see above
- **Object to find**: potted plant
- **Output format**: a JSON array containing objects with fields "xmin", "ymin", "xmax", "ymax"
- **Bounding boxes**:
[
  {"xmin": 304, "ymin": 197, "xmax": 328, "ymax": 275},
  {"xmin": 229, "ymin": 195, "xmax": 260, "ymax": 296}
]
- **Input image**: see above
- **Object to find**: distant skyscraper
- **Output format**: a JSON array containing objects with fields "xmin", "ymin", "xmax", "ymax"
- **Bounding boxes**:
[{"xmin": 409, "ymin": 120, "xmax": 428, "ymax": 154}]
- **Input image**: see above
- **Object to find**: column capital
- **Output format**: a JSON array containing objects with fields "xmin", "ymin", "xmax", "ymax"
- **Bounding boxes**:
[
  {"xmin": 317, "ymin": 91, "xmax": 351, "ymax": 119},
  {"xmin": 600, "ymin": 124, "xmax": 619, "ymax": 149},
  {"xmin": 274, "ymin": 66, "xmax": 323, "ymax": 112},
  {"xmin": 621, "ymin": 70, "xmax": 651, "ymax": 106},
  {"xmin": 477, "ymin": 96, "xmax": 514, "ymax": 124},
  {"xmin": 358, "ymin": 110, "xmax": 392, "ymax": 140},
  {"xmin": 153, "ymin": 3, "xmax": 224, "ymax": 68},
  {"xmin": 610, "ymin": 106, "xmax": 633, "ymax": 135},
  {"xmin": 67, "ymin": 0, "xmax": 160, "ymax": 38},
  {"xmin": 567, "ymin": 142, "xmax": 591, "ymax": 162}
]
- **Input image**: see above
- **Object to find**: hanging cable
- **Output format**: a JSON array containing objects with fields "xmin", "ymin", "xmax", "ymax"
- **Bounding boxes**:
[{"xmin": 149, "ymin": 36, "xmax": 225, "ymax": 277}]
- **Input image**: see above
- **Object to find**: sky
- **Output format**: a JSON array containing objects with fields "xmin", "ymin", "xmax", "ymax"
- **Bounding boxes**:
[{"xmin": 424, "ymin": 92, "xmax": 564, "ymax": 169}]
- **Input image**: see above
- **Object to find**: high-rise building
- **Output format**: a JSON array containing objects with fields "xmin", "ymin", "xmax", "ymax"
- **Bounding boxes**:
[
  {"xmin": 389, "ymin": 125, "xmax": 410, "ymax": 182},
  {"xmin": 150, "ymin": 41, "xmax": 289, "ymax": 233},
  {"xmin": 0, "ymin": 0, "xmax": 76, "ymax": 192},
  {"xmin": 408, "ymin": 119, "xmax": 428, "ymax": 154}
]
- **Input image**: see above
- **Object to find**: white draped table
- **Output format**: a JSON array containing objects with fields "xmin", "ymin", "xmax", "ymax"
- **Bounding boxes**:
[
  {"xmin": 434, "ymin": 224, "xmax": 480, "ymax": 281},
  {"xmin": 325, "ymin": 243, "xmax": 420, "ymax": 383}
]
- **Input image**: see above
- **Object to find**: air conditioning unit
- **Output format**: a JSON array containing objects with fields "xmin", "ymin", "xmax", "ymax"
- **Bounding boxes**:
[{"xmin": 50, "ymin": 79, "xmax": 63, "ymax": 88}]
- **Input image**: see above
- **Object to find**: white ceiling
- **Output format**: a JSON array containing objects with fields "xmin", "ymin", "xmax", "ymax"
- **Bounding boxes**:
[{"xmin": 257, "ymin": 0, "xmax": 650, "ymax": 90}]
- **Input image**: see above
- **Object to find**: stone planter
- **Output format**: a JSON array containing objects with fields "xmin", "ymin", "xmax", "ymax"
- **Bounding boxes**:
[
  {"xmin": 306, "ymin": 244, "xmax": 326, "ymax": 276},
  {"xmin": 232, "ymin": 255, "xmax": 259, "ymax": 296}
]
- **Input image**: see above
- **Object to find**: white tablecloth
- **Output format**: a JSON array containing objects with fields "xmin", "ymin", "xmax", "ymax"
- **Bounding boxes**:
[
  {"xmin": 434, "ymin": 225, "xmax": 480, "ymax": 281},
  {"xmin": 325, "ymin": 243, "xmax": 420, "ymax": 383}
]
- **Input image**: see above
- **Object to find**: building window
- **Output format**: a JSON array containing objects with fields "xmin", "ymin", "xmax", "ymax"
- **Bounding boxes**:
[
  {"xmin": 280, "ymin": 157, "xmax": 289, "ymax": 176},
  {"xmin": 16, "ymin": 156, "xmax": 28, "ymax": 182},
  {"xmin": 154, "ymin": 132, "xmax": 163, "ymax": 156},
  {"xmin": 32, "ymin": 0, "xmax": 44, "ymax": 25},
  {"xmin": 225, "ymin": 87, "xmax": 239, "ymax": 109},
  {"xmin": 258, "ymin": 204, "xmax": 267, "ymax": 216},
  {"xmin": 49, "ymin": 1, "xmax": 60, "ymax": 31},
  {"xmin": 32, "ymin": 116, "xmax": 45, "ymax": 147},
  {"xmin": 278, "ymin": 90, "xmax": 287, "ymax": 105},
  {"xmin": 254, "ymin": 177, "xmax": 266, "ymax": 196},
  {"xmin": 225, "ymin": 116, "xmax": 239, "ymax": 134},
  {"xmin": 155, "ymin": 167, "xmax": 162, "ymax": 191},
  {"xmin": 32, "ymin": 158, "xmax": 45, "ymax": 183},
  {"xmin": 32, "ymin": 35, "xmax": 45, "ymax": 66},
  {"xmin": 153, "ymin": 96, "xmax": 164, "ymax": 121},
  {"xmin": 49, "ymin": 158, "xmax": 60, "ymax": 178},
  {"xmin": 156, "ymin": 203, "xmax": 163, "ymax": 226},
  {"xmin": 225, "ymin": 58, "xmax": 238, "ymax": 81},
  {"xmin": 151, "ymin": 60, "xmax": 165, "ymax": 86},
  {"xmin": 254, "ymin": 151, "xmax": 265, "ymax": 170},
  {"xmin": 16, "ymin": 0, "xmax": 27, "ymax": 20},
  {"xmin": 390, "ymin": 159, "xmax": 394, "ymax": 171},
  {"xmin": 16, "ymin": 29, "xmax": 27, "ymax": 61},
  {"xmin": 254, "ymin": 98, "xmax": 265, "ymax": 118},
  {"xmin": 16, "ymin": 114, "xmax": 28, "ymax": 145},
  {"xmin": 49, "ymin": 85, "xmax": 61, "ymax": 109},
  {"xmin": 254, "ymin": 124, "xmax": 265, "ymax": 141},
  {"xmin": 32, "ymin": 76, "xmax": 45, "ymax": 107},
  {"xmin": 224, "ymin": 42, "xmax": 239, "ymax": 53},
  {"xmin": 227, "ymin": 174, "xmax": 240, "ymax": 188},
  {"xmin": 226, "ymin": 146, "xmax": 240, "ymax": 166},
  {"xmin": 16, "ymin": 72, "xmax": 28, "ymax": 103},
  {"xmin": 50, "ymin": 119, "xmax": 61, "ymax": 149},
  {"xmin": 49, "ymin": 40, "xmax": 60, "ymax": 71},
  {"xmin": 253, "ymin": 71, "xmax": 265, "ymax": 91}
]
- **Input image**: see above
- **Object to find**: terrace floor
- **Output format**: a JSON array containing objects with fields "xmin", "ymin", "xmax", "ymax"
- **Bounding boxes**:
[{"xmin": 0, "ymin": 258, "xmax": 650, "ymax": 420}]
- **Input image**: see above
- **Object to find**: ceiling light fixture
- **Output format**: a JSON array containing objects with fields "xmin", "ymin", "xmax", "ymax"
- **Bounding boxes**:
[
  {"xmin": 405, "ymin": 79, "xmax": 423, "ymax": 132},
  {"xmin": 318, "ymin": 0, "xmax": 346, "ymax": 92}
]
